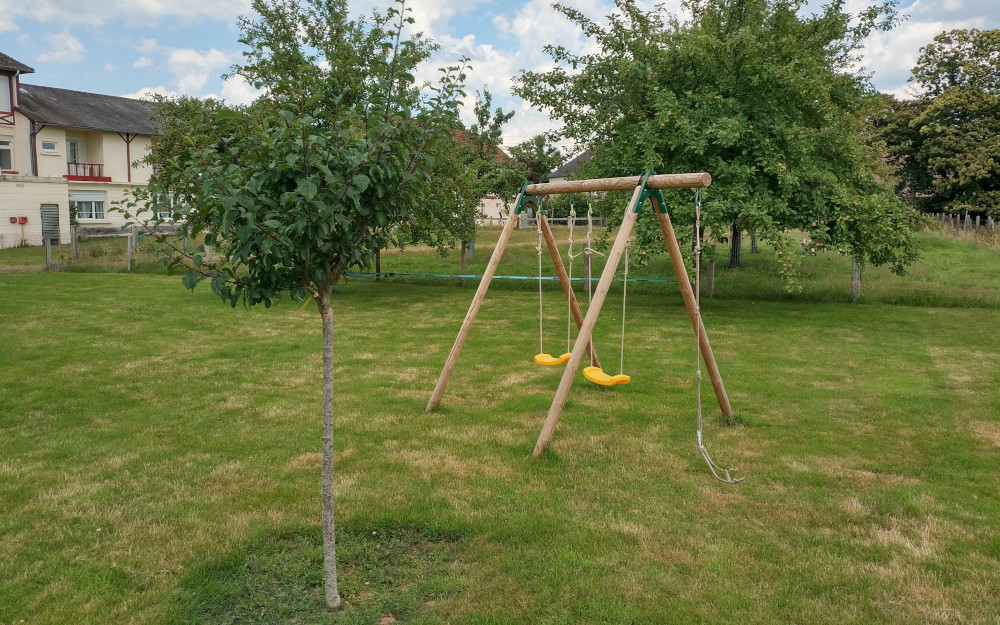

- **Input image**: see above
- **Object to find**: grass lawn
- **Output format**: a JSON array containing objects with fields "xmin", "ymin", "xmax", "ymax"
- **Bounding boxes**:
[{"xmin": 1, "ymin": 230, "xmax": 999, "ymax": 624}]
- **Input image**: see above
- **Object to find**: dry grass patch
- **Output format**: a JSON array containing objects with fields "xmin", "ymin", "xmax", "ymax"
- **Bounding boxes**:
[{"xmin": 969, "ymin": 420, "xmax": 1000, "ymax": 447}]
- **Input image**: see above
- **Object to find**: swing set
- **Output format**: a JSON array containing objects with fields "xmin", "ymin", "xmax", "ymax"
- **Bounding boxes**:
[{"xmin": 426, "ymin": 171, "xmax": 741, "ymax": 482}]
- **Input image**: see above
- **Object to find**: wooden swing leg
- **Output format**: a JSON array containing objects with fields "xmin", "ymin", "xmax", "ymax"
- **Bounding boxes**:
[
  {"xmin": 533, "ymin": 185, "xmax": 644, "ymax": 457},
  {"xmin": 538, "ymin": 214, "xmax": 601, "ymax": 369},
  {"xmin": 653, "ymin": 203, "xmax": 734, "ymax": 419},
  {"xmin": 426, "ymin": 204, "xmax": 521, "ymax": 412}
]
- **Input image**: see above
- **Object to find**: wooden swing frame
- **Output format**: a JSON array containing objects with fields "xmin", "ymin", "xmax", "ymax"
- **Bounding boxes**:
[{"xmin": 426, "ymin": 172, "xmax": 734, "ymax": 457}]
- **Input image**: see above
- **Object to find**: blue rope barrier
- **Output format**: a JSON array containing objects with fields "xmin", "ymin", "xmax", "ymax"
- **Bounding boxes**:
[{"xmin": 344, "ymin": 271, "xmax": 679, "ymax": 284}]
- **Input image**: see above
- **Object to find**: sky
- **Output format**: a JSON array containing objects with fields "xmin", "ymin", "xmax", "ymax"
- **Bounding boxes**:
[{"xmin": 2, "ymin": 0, "xmax": 998, "ymax": 151}]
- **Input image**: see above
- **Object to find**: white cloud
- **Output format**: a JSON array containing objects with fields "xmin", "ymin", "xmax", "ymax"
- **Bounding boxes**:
[
  {"xmin": 0, "ymin": 0, "xmax": 251, "ymax": 29},
  {"xmin": 219, "ymin": 74, "xmax": 262, "ymax": 105},
  {"xmin": 104, "ymin": 63, "xmax": 115, "ymax": 72},
  {"xmin": 137, "ymin": 39, "xmax": 160, "ymax": 54},
  {"xmin": 133, "ymin": 56, "xmax": 153, "ymax": 68},
  {"xmin": 37, "ymin": 30, "xmax": 85, "ymax": 64},
  {"xmin": 166, "ymin": 47, "xmax": 232, "ymax": 94},
  {"xmin": 120, "ymin": 85, "xmax": 178, "ymax": 100}
]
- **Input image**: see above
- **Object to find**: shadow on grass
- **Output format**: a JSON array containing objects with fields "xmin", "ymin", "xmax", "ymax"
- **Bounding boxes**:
[{"xmin": 168, "ymin": 521, "xmax": 464, "ymax": 624}]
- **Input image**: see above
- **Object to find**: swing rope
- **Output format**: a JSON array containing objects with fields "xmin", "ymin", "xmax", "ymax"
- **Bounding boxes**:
[
  {"xmin": 620, "ymin": 240, "xmax": 630, "ymax": 375},
  {"xmin": 584, "ymin": 202, "xmax": 605, "ymax": 307},
  {"xmin": 566, "ymin": 207, "xmax": 583, "ymax": 354},
  {"xmin": 536, "ymin": 206, "xmax": 545, "ymax": 355},
  {"xmin": 694, "ymin": 188, "xmax": 743, "ymax": 484}
]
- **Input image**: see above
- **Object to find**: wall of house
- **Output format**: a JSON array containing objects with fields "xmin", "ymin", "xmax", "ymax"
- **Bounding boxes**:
[
  {"xmin": 35, "ymin": 125, "xmax": 68, "ymax": 178},
  {"xmin": 3, "ymin": 111, "xmax": 31, "ymax": 175},
  {"xmin": 0, "ymin": 175, "xmax": 70, "ymax": 247},
  {"xmin": 100, "ymin": 133, "xmax": 153, "ymax": 184},
  {"xmin": 479, "ymin": 194, "xmax": 510, "ymax": 220}
]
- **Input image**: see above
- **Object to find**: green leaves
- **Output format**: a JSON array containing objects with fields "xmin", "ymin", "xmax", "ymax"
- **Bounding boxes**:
[
  {"xmin": 119, "ymin": 0, "xmax": 467, "ymax": 307},
  {"xmin": 516, "ymin": 0, "xmax": 917, "ymax": 278},
  {"xmin": 181, "ymin": 269, "xmax": 200, "ymax": 291}
]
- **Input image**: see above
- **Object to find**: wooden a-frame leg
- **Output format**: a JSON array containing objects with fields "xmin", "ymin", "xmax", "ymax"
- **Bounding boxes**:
[
  {"xmin": 426, "ymin": 203, "xmax": 522, "ymax": 412},
  {"xmin": 653, "ymin": 202, "xmax": 734, "ymax": 419},
  {"xmin": 538, "ymin": 214, "xmax": 601, "ymax": 369},
  {"xmin": 533, "ymin": 184, "xmax": 645, "ymax": 457}
]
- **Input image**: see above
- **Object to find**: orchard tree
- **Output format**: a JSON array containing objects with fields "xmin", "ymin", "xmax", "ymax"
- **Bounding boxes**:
[
  {"xmin": 868, "ymin": 93, "xmax": 931, "ymax": 202},
  {"xmin": 911, "ymin": 29, "xmax": 1000, "ymax": 218},
  {"xmin": 406, "ymin": 88, "xmax": 526, "ymax": 280},
  {"xmin": 515, "ymin": 0, "xmax": 918, "ymax": 282},
  {"xmin": 119, "ymin": 0, "xmax": 465, "ymax": 609},
  {"xmin": 510, "ymin": 134, "xmax": 563, "ymax": 184}
]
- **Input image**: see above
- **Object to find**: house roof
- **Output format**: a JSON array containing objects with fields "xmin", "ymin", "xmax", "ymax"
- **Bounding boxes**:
[
  {"xmin": 451, "ymin": 129, "xmax": 509, "ymax": 163},
  {"xmin": 17, "ymin": 84, "xmax": 158, "ymax": 135},
  {"xmin": 0, "ymin": 52, "xmax": 34, "ymax": 74},
  {"xmin": 550, "ymin": 149, "xmax": 592, "ymax": 179}
]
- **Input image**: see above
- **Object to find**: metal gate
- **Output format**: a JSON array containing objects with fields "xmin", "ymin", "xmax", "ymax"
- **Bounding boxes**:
[{"xmin": 40, "ymin": 204, "xmax": 59, "ymax": 243}]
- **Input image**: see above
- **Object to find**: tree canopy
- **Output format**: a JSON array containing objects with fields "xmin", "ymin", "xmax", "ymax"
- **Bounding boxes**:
[
  {"xmin": 509, "ymin": 134, "xmax": 563, "ymax": 184},
  {"xmin": 514, "ymin": 0, "xmax": 919, "ymax": 279},
  {"xmin": 911, "ymin": 29, "xmax": 1000, "ymax": 218}
]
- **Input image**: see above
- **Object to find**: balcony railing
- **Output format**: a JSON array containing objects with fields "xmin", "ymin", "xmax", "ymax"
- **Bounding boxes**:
[
  {"xmin": 0, "ymin": 111, "xmax": 13, "ymax": 126},
  {"xmin": 66, "ymin": 162, "xmax": 111, "ymax": 181}
]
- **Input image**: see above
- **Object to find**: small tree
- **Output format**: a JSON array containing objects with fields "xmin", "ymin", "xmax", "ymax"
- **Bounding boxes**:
[{"xmin": 119, "ymin": 0, "xmax": 465, "ymax": 609}]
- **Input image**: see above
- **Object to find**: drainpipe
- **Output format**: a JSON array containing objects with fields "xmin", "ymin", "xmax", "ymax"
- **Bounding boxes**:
[{"xmin": 28, "ymin": 121, "xmax": 45, "ymax": 177}]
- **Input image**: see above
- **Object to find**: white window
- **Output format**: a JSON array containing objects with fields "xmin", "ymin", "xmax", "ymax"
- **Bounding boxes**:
[
  {"xmin": 71, "ymin": 191, "xmax": 107, "ymax": 221},
  {"xmin": 67, "ymin": 139, "xmax": 83, "ymax": 163},
  {"xmin": 41, "ymin": 140, "xmax": 58, "ymax": 154},
  {"xmin": 155, "ymin": 194, "xmax": 176, "ymax": 221},
  {"xmin": 0, "ymin": 136, "xmax": 13, "ymax": 171}
]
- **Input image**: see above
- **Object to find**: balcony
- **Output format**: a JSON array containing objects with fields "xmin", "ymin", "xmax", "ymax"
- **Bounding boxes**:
[
  {"xmin": 0, "ymin": 111, "xmax": 12, "ymax": 126},
  {"xmin": 66, "ymin": 161, "xmax": 112, "ymax": 182}
]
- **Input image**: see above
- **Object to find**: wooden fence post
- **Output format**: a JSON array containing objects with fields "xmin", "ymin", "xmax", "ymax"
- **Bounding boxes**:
[
  {"xmin": 703, "ymin": 261, "xmax": 715, "ymax": 299},
  {"xmin": 44, "ymin": 237, "xmax": 53, "ymax": 270},
  {"xmin": 850, "ymin": 257, "xmax": 861, "ymax": 303},
  {"xmin": 71, "ymin": 226, "xmax": 79, "ymax": 259}
]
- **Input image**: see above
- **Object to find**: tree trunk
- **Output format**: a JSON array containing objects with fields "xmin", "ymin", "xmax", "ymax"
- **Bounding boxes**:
[
  {"xmin": 750, "ymin": 232, "xmax": 759, "ymax": 254},
  {"xmin": 703, "ymin": 261, "xmax": 715, "ymax": 299},
  {"xmin": 850, "ymin": 257, "xmax": 862, "ymax": 303},
  {"xmin": 460, "ymin": 241, "xmax": 467, "ymax": 288},
  {"xmin": 375, "ymin": 248, "xmax": 381, "ymax": 283},
  {"xmin": 318, "ymin": 288, "xmax": 341, "ymax": 610},
  {"xmin": 468, "ymin": 216, "xmax": 476, "ymax": 260},
  {"xmin": 728, "ymin": 222, "xmax": 742, "ymax": 267}
]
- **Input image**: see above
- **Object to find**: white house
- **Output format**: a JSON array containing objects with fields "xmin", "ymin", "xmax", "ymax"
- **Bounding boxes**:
[{"xmin": 0, "ymin": 52, "xmax": 157, "ymax": 248}]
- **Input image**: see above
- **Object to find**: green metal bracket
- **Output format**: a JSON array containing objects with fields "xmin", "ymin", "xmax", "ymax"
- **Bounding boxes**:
[
  {"xmin": 513, "ymin": 181, "xmax": 536, "ymax": 215},
  {"xmin": 635, "ymin": 171, "xmax": 667, "ymax": 213}
]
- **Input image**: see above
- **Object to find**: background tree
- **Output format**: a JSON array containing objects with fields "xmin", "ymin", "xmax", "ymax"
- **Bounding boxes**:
[
  {"xmin": 405, "ymin": 88, "xmax": 526, "ymax": 281},
  {"xmin": 515, "ymin": 0, "xmax": 918, "ymax": 283},
  {"xmin": 867, "ymin": 93, "xmax": 931, "ymax": 204},
  {"xmin": 118, "ymin": 0, "xmax": 465, "ymax": 609},
  {"xmin": 911, "ymin": 29, "xmax": 1000, "ymax": 218},
  {"xmin": 509, "ymin": 134, "xmax": 563, "ymax": 184}
]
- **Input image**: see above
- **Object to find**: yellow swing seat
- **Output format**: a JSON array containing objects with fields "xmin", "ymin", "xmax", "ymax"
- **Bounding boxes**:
[
  {"xmin": 535, "ymin": 352, "xmax": 572, "ymax": 366},
  {"xmin": 583, "ymin": 366, "xmax": 630, "ymax": 386}
]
